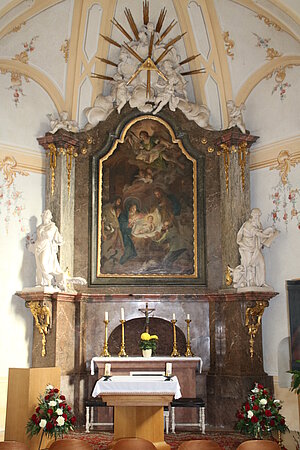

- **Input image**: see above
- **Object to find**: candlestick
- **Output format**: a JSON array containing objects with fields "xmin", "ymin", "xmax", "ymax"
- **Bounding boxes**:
[
  {"xmin": 104, "ymin": 363, "xmax": 111, "ymax": 376},
  {"xmin": 121, "ymin": 307, "xmax": 125, "ymax": 321},
  {"xmin": 166, "ymin": 362, "xmax": 172, "ymax": 376},
  {"xmin": 185, "ymin": 318, "xmax": 194, "ymax": 357},
  {"xmin": 100, "ymin": 318, "xmax": 111, "ymax": 357},
  {"xmin": 118, "ymin": 319, "xmax": 128, "ymax": 357},
  {"xmin": 171, "ymin": 319, "xmax": 180, "ymax": 357}
]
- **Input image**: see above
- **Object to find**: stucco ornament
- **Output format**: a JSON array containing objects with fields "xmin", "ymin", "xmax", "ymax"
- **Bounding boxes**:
[
  {"xmin": 28, "ymin": 210, "xmax": 86, "ymax": 291},
  {"xmin": 85, "ymin": 19, "xmax": 212, "ymax": 130},
  {"xmin": 226, "ymin": 100, "xmax": 246, "ymax": 134},
  {"xmin": 47, "ymin": 111, "xmax": 79, "ymax": 133},
  {"xmin": 230, "ymin": 208, "xmax": 279, "ymax": 289}
]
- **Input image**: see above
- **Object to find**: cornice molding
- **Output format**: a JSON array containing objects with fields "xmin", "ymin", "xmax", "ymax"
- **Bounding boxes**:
[
  {"xmin": 250, "ymin": 135, "xmax": 300, "ymax": 170},
  {"xmin": 0, "ymin": 143, "xmax": 45, "ymax": 174}
]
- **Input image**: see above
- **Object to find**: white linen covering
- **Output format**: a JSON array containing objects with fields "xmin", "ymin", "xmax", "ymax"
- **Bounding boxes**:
[{"xmin": 92, "ymin": 375, "xmax": 182, "ymax": 399}]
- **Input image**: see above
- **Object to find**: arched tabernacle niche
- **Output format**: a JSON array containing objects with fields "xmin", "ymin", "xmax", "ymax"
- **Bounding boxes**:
[{"xmin": 108, "ymin": 317, "xmax": 187, "ymax": 356}]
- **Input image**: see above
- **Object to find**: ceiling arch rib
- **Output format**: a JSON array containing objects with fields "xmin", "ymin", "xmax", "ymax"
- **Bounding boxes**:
[
  {"xmin": 0, "ymin": 58, "xmax": 65, "ymax": 111},
  {"xmin": 231, "ymin": 0, "xmax": 300, "ymax": 43},
  {"xmin": 71, "ymin": 0, "xmax": 116, "ymax": 122},
  {"xmin": 235, "ymin": 55, "xmax": 300, "ymax": 104},
  {"xmin": 0, "ymin": 0, "xmax": 63, "ymax": 40}
]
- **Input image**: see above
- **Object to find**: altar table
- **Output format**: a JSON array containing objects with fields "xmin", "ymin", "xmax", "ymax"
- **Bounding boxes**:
[{"xmin": 92, "ymin": 375, "xmax": 181, "ymax": 449}]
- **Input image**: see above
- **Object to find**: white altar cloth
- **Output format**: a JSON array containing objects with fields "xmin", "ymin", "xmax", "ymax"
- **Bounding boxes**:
[
  {"xmin": 90, "ymin": 356, "xmax": 203, "ymax": 375},
  {"xmin": 92, "ymin": 375, "xmax": 182, "ymax": 399}
]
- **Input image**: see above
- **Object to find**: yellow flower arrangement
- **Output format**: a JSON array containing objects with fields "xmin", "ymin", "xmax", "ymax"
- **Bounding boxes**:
[{"xmin": 139, "ymin": 332, "xmax": 158, "ymax": 353}]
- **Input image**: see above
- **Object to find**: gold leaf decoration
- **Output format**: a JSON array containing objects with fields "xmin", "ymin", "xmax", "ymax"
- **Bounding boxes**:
[
  {"xmin": 256, "ymin": 14, "xmax": 281, "ymax": 31},
  {"xmin": 223, "ymin": 31, "xmax": 234, "ymax": 59},
  {"xmin": 266, "ymin": 47, "xmax": 282, "ymax": 60},
  {"xmin": 60, "ymin": 39, "xmax": 69, "ymax": 63},
  {"xmin": 270, "ymin": 150, "xmax": 300, "ymax": 185},
  {"xmin": 0, "ymin": 156, "xmax": 29, "ymax": 186}
]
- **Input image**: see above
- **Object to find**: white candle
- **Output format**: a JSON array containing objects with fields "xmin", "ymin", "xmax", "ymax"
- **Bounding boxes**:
[
  {"xmin": 104, "ymin": 363, "xmax": 111, "ymax": 376},
  {"xmin": 187, "ymin": 313, "xmax": 190, "ymax": 320},
  {"xmin": 105, "ymin": 311, "xmax": 108, "ymax": 321},
  {"xmin": 166, "ymin": 363, "xmax": 172, "ymax": 376},
  {"xmin": 172, "ymin": 313, "xmax": 176, "ymax": 321},
  {"xmin": 121, "ymin": 307, "xmax": 125, "ymax": 321}
]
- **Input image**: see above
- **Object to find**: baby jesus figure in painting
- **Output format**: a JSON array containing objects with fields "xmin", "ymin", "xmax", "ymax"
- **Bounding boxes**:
[{"xmin": 132, "ymin": 214, "xmax": 155, "ymax": 237}]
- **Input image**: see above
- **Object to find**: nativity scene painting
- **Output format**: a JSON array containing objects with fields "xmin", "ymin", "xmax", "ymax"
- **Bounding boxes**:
[{"xmin": 96, "ymin": 117, "xmax": 198, "ymax": 280}]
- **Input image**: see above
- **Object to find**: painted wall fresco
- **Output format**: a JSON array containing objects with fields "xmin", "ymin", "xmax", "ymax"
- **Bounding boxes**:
[
  {"xmin": 97, "ymin": 117, "xmax": 198, "ymax": 279},
  {"xmin": 0, "ymin": 156, "xmax": 28, "ymax": 233}
]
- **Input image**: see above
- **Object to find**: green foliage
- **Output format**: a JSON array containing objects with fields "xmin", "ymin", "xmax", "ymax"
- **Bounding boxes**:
[
  {"xmin": 236, "ymin": 383, "xmax": 288, "ymax": 439},
  {"xmin": 288, "ymin": 367, "xmax": 300, "ymax": 395}
]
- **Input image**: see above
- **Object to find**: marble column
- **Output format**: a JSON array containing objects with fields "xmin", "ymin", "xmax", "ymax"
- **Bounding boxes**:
[
  {"xmin": 217, "ymin": 128, "xmax": 258, "ymax": 286},
  {"xmin": 37, "ymin": 130, "xmax": 80, "ymax": 276}
]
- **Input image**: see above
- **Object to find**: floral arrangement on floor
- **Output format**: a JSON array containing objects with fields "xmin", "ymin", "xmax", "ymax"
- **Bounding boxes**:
[
  {"xmin": 236, "ymin": 382, "xmax": 288, "ymax": 440},
  {"xmin": 139, "ymin": 332, "xmax": 158, "ymax": 354},
  {"xmin": 26, "ymin": 384, "xmax": 76, "ymax": 449}
]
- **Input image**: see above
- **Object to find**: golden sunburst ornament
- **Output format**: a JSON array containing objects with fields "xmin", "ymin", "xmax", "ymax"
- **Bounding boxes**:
[{"xmin": 92, "ymin": 0, "xmax": 205, "ymax": 99}]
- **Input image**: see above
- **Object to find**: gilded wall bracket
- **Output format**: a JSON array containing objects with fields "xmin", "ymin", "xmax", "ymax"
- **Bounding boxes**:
[
  {"xmin": 26, "ymin": 300, "xmax": 51, "ymax": 357},
  {"xmin": 245, "ymin": 300, "xmax": 269, "ymax": 358}
]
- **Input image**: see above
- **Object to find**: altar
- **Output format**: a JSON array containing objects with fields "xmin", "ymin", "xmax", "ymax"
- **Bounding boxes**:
[{"xmin": 90, "ymin": 356, "xmax": 202, "ymax": 427}]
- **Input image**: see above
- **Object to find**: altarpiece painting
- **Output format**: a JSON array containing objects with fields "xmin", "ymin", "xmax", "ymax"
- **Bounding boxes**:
[{"xmin": 90, "ymin": 115, "xmax": 205, "ymax": 286}]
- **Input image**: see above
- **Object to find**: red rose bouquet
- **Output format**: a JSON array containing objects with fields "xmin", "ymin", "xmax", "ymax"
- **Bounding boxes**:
[
  {"xmin": 26, "ymin": 384, "xmax": 76, "ymax": 449},
  {"xmin": 236, "ymin": 383, "xmax": 288, "ymax": 440}
]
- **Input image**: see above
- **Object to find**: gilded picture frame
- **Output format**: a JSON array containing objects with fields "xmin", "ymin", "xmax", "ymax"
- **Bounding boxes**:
[{"xmin": 90, "ymin": 115, "xmax": 206, "ymax": 286}]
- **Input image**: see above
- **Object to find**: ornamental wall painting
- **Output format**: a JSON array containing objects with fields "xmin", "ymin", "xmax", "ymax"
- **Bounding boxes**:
[
  {"xmin": 0, "ymin": 155, "xmax": 28, "ymax": 233},
  {"xmin": 92, "ymin": 116, "xmax": 205, "ymax": 286},
  {"xmin": 269, "ymin": 150, "xmax": 300, "ymax": 230}
]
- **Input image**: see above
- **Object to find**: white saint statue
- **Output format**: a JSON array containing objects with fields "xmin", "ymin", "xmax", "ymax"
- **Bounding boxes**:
[
  {"xmin": 28, "ymin": 209, "xmax": 87, "ymax": 291},
  {"xmin": 232, "ymin": 208, "xmax": 279, "ymax": 289},
  {"xmin": 33, "ymin": 210, "xmax": 64, "ymax": 287}
]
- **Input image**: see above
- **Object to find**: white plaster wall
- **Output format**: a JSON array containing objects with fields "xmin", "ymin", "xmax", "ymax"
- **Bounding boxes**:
[
  {"xmin": 0, "ymin": 75, "xmax": 57, "ymax": 150},
  {"xmin": 245, "ymin": 66, "xmax": 300, "ymax": 147},
  {"xmin": 250, "ymin": 163, "xmax": 300, "ymax": 376},
  {"xmin": 0, "ymin": 170, "xmax": 44, "ymax": 377}
]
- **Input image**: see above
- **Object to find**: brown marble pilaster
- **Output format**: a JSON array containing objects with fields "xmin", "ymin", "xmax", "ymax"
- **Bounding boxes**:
[
  {"xmin": 17, "ymin": 290, "xmax": 87, "ymax": 423},
  {"xmin": 207, "ymin": 290, "xmax": 277, "ymax": 428}
]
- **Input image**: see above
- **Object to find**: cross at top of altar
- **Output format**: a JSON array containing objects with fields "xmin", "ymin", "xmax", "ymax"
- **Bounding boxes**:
[
  {"xmin": 90, "ymin": 356, "xmax": 203, "ymax": 376},
  {"xmin": 138, "ymin": 302, "xmax": 155, "ymax": 333}
]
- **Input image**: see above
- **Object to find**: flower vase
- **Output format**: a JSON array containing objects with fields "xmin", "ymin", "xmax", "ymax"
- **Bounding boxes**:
[{"xmin": 142, "ymin": 349, "xmax": 152, "ymax": 358}]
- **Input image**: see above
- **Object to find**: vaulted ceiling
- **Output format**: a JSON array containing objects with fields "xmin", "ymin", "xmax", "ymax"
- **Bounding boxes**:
[{"xmin": 0, "ymin": 0, "xmax": 299, "ymax": 157}]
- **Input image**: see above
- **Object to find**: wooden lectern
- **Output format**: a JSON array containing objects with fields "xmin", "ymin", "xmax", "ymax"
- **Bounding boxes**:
[
  {"xmin": 102, "ymin": 393, "xmax": 172, "ymax": 450},
  {"xmin": 5, "ymin": 367, "xmax": 61, "ymax": 450},
  {"xmin": 92, "ymin": 375, "xmax": 182, "ymax": 450}
]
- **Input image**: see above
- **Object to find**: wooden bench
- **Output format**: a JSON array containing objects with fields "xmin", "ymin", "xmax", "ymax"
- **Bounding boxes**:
[
  {"xmin": 170, "ymin": 397, "xmax": 205, "ymax": 434},
  {"xmin": 85, "ymin": 398, "xmax": 111, "ymax": 432}
]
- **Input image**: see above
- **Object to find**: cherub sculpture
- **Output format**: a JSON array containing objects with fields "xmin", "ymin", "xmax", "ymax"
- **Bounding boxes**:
[
  {"xmin": 47, "ymin": 111, "xmax": 79, "ymax": 133},
  {"xmin": 226, "ymin": 100, "xmax": 246, "ymax": 134}
]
